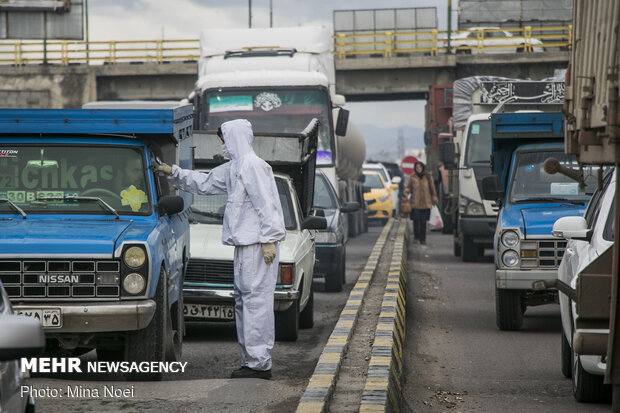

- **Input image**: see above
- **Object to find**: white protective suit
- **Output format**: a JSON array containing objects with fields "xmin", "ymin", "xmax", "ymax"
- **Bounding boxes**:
[{"xmin": 167, "ymin": 119, "xmax": 286, "ymax": 371}]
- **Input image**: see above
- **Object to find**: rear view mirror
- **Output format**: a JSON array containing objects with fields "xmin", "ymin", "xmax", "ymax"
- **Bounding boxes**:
[
  {"xmin": 302, "ymin": 216, "xmax": 327, "ymax": 230},
  {"xmin": 0, "ymin": 315, "xmax": 45, "ymax": 361},
  {"xmin": 158, "ymin": 195, "xmax": 184, "ymax": 216},
  {"xmin": 481, "ymin": 175, "xmax": 504, "ymax": 201},
  {"xmin": 341, "ymin": 202, "xmax": 360, "ymax": 213},
  {"xmin": 552, "ymin": 216, "xmax": 591, "ymax": 241},
  {"xmin": 335, "ymin": 108, "xmax": 350, "ymax": 136},
  {"xmin": 439, "ymin": 141, "xmax": 457, "ymax": 170},
  {"xmin": 391, "ymin": 176, "xmax": 402, "ymax": 185},
  {"xmin": 390, "ymin": 183, "xmax": 398, "ymax": 190}
]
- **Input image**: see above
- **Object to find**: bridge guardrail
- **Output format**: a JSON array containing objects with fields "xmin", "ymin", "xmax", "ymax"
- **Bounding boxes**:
[{"xmin": 0, "ymin": 25, "xmax": 571, "ymax": 66}]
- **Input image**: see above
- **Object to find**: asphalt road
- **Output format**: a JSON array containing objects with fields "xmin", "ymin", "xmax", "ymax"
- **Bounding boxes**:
[
  {"xmin": 402, "ymin": 228, "xmax": 610, "ymax": 412},
  {"xmin": 30, "ymin": 225, "xmax": 383, "ymax": 413}
]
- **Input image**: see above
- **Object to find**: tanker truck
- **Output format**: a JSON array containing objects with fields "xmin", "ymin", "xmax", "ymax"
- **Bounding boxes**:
[{"xmin": 190, "ymin": 26, "xmax": 367, "ymax": 236}]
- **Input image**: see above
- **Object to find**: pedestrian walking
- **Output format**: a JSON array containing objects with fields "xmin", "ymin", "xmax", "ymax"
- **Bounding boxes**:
[{"xmin": 404, "ymin": 161, "xmax": 438, "ymax": 244}]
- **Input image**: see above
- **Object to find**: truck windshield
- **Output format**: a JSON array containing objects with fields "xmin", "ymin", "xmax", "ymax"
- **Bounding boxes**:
[
  {"xmin": 509, "ymin": 151, "xmax": 597, "ymax": 203},
  {"xmin": 201, "ymin": 87, "xmax": 334, "ymax": 166},
  {"xmin": 0, "ymin": 145, "xmax": 151, "ymax": 215},
  {"xmin": 464, "ymin": 120, "xmax": 491, "ymax": 167},
  {"xmin": 189, "ymin": 176, "xmax": 296, "ymax": 230}
]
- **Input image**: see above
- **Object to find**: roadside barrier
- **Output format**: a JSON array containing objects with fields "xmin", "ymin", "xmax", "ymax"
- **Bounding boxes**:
[
  {"xmin": 360, "ymin": 219, "xmax": 408, "ymax": 412},
  {"xmin": 296, "ymin": 219, "xmax": 394, "ymax": 413}
]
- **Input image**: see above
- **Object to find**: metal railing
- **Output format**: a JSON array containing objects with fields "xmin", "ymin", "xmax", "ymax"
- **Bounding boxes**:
[
  {"xmin": 333, "ymin": 25, "xmax": 572, "ymax": 58},
  {"xmin": 0, "ymin": 38, "xmax": 199, "ymax": 66},
  {"xmin": 0, "ymin": 25, "xmax": 571, "ymax": 66}
]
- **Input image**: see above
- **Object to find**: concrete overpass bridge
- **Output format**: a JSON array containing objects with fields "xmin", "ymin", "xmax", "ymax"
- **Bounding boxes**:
[{"xmin": 0, "ymin": 32, "xmax": 569, "ymax": 108}]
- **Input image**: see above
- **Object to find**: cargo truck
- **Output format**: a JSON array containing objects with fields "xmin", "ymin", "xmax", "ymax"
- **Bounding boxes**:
[
  {"xmin": 190, "ymin": 26, "xmax": 366, "ymax": 238},
  {"xmin": 440, "ymin": 77, "xmax": 565, "ymax": 262},
  {"xmin": 0, "ymin": 104, "xmax": 193, "ymax": 380}
]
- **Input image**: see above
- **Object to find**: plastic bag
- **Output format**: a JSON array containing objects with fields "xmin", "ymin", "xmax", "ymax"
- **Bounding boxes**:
[{"xmin": 428, "ymin": 205, "xmax": 444, "ymax": 231}]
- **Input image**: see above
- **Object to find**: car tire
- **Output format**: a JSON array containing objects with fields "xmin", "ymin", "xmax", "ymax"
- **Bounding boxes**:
[
  {"xmin": 299, "ymin": 287, "xmax": 314, "ymax": 329},
  {"xmin": 561, "ymin": 326, "xmax": 572, "ymax": 379},
  {"xmin": 453, "ymin": 236, "xmax": 461, "ymax": 257},
  {"xmin": 326, "ymin": 250, "xmax": 345, "ymax": 292},
  {"xmin": 124, "ymin": 268, "xmax": 169, "ymax": 380},
  {"xmin": 462, "ymin": 236, "xmax": 477, "ymax": 262},
  {"xmin": 495, "ymin": 287, "xmax": 523, "ymax": 330},
  {"xmin": 572, "ymin": 348, "xmax": 612, "ymax": 403},
  {"xmin": 275, "ymin": 298, "xmax": 299, "ymax": 341},
  {"xmin": 516, "ymin": 44, "xmax": 525, "ymax": 53},
  {"xmin": 341, "ymin": 248, "xmax": 347, "ymax": 285}
]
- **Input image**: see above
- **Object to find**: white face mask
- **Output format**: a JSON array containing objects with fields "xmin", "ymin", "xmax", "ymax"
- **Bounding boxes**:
[{"xmin": 221, "ymin": 143, "xmax": 230, "ymax": 159}]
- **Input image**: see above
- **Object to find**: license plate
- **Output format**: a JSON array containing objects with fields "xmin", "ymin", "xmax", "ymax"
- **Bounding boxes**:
[
  {"xmin": 183, "ymin": 304, "xmax": 234, "ymax": 320},
  {"xmin": 17, "ymin": 308, "xmax": 63, "ymax": 328}
]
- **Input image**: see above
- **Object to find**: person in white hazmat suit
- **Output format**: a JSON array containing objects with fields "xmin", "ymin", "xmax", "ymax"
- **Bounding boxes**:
[{"xmin": 152, "ymin": 119, "xmax": 286, "ymax": 380}]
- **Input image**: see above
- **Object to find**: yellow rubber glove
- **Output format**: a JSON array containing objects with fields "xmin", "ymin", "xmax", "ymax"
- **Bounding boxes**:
[
  {"xmin": 151, "ymin": 162, "xmax": 172, "ymax": 176},
  {"xmin": 261, "ymin": 242, "xmax": 276, "ymax": 265}
]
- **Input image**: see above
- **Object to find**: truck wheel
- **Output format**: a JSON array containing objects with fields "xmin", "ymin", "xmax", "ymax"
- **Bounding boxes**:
[
  {"xmin": 561, "ymin": 327, "xmax": 572, "ymax": 379},
  {"xmin": 573, "ymin": 348, "xmax": 611, "ymax": 402},
  {"xmin": 299, "ymin": 287, "xmax": 314, "ymax": 329},
  {"xmin": 125, "ymin": 268, "xmax": 169, "ymax": 380},
  {"xmin": 275, "ymin": 298, "xmax": 299, "ymax": 341},
  {"xmin": 495, "ymin": 287, "xmax": 523, "ymax": 330},
  {"xmin": 462, "ymin": 236, "xmax": 477, "ymax": 262},
  {"xmin": 362, "ymin": 213, "xmax": 368, "ymax": 233},
  {"xmin": 326, "ymin": 251, "xmax": 345, "ymax": 292},
  {"xmin": 439, "ymin": 183, "xmax": 453, "ymax": 234}
]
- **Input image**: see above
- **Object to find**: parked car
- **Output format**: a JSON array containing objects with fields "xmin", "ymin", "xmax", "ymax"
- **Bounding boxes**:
[
  {"xmin": 444, "ymin": 26, "xmax": 545, "ymax": 54},
  {"xmin": 363, "ymin": 170, "xmax": 394, "ymax": 224},
  {"xmin": 313, "ymin": 170, "xmax": 359, "ymax": 292},
  {"xmin": 183, "ymin": 171, "xmax": 323, "ymax": 341},
  {"xmin": 364, "ymin": 162, "xmax": 400, "ymax": 217},
  {"xmin": 0, "ymin": 280, "xmax": 44, "ymax": 413},
  {"xmin": 553, "ymin": 169, "xmax": 615, "ymax": 403}
]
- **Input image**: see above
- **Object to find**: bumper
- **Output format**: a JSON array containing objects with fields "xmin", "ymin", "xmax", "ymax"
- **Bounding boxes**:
[
  {"xmin": 13, "ymin": 300, "xmax": 156, "ymax": 333},
  {"xmin": 496, "ymin": 269, "xmax": 559, "ymax": 290},
  {"xmin": 183, "ymin": 287, "xmax": 299, "ymax": 303},
  {"xmin": 460, "ymin": 216, "xmax": 496, "ymax": 243},
  {"xmin": 314, "ymin": 243, "xmax": 344, "ymax": 277}
]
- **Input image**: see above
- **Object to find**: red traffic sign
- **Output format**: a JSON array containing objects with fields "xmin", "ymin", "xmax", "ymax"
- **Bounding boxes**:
[{"xmin": 400, "ymin": 156, "xmax": 418, "ymax": 175}]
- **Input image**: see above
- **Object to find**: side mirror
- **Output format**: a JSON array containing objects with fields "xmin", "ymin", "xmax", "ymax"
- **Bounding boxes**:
[
  {"xmin": 158, "ymin": 195, "xmax": 184, "ymax": 216},
  {"xmin": 335, "ymin": 108, "xmax": 350, "ymax": 136},
  {"xmin": 302, "ymin": 216, "xmax": 327, "ymax": 230},
  {"xmin": 552, "ymin": 216, "xmax": 591, "ymax": 241},
  {"xmin": 0, "ymin": 315, "xmax": 45, "ymax": 361},
  {"xmin": 390, "ymin": 183, "xmax": 398, "ymax": 191},
  {"xmin": 332, "ymin": 94, "xmax": 346, "ymax": 106},
  {"xmin": 439, "ymin": 141, "xmax": 457, "ymax": 170},
  {"xmin": 391, "ymin": 176, "xmax": 402, "ymax": 185},
  {"xmin": 481, "ymin": 175, "xmax": 504, "ymax": 200},
  {"xmin": 341, "ymin": 202, "xmax": 360, "ymax": 213}
]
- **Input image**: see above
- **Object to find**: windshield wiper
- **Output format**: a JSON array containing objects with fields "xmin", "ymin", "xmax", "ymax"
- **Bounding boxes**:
[
  {"xmin": 37, "ymin": 196, "xmax": 120, "ymax": 219},
  {"xmin": 0, "ymin": 198, "xmax": 27, "ymax": 219},
  {"xmin": 513, "ymin": 197, "xmax": 586, "ymax": 205}
]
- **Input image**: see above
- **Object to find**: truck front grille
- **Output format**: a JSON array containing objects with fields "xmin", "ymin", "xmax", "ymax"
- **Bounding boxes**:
[
  {"xmin": 520, "ymin": 239, "xmax": 567, "ymax": 269},
  {"xmin": 0, "ymin": 260, "xmax": 121, "ymax": 301},
  {"xmin": 185, "ymin": 259, "xmax": 234, "ymax": 285}
]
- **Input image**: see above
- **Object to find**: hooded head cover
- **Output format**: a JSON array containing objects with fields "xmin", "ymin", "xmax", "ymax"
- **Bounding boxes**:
[
  {"xmin": 220, "ymin": 119, "xmax": 254, "ymax": 161},
  {"xmin": 415, "ymin": 161, "xmax": 426, "ymax": 177}
]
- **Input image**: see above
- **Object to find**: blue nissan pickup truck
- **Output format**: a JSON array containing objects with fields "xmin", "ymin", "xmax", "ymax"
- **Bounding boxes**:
[
  {"xmin": 0, "ymin": 104, "xmax": 192, "ymax": 377},
  {"xmin": 482, "ymin": 112, "xmax": 599, "ymax": 331}
]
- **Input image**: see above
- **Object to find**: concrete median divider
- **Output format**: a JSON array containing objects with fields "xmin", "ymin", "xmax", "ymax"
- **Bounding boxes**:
[
  {"xmin": 295, "ymin": 220, "xmax": 395, "ymax": 413},
  {"xmin": 360, "ymin": 219, "xmax": 407, "ymax": 412}
]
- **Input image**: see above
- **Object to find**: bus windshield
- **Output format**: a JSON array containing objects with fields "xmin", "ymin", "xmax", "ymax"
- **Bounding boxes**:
[{"xmin": 201, "ymin": 87, "xmax": 334, "ymax": 166}]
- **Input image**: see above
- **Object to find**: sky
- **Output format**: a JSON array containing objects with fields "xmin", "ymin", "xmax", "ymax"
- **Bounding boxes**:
[{"xmin": 87, "ymin": 0, "xmax": 460, "ymax": 157}]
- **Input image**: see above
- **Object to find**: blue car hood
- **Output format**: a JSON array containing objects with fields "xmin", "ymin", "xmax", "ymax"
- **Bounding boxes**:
[
  {"xmin": 502, "ymin": 204, "xmax": 585, "ymax": 237},
  {"xmin": 0, "ymin": 219, "xmax": 136, "ymax": 255}
]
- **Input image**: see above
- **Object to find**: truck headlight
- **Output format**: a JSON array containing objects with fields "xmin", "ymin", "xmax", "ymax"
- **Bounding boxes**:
[
  {"xmin": 315, "ymin": 231, "xmax": 338, "ymax": 244},
  {"xmin": 124, "ymin": 246, "xmax": 146, "ymax": 268},
  {"xmin": 123, "ymin": 272, "xmax": 146, "ymax": 294},
  {"xmin": 502, "ymin": 250, "xmax": 519, "ymax": 267},
  {"xmin": 379, "ymin": 194, "xmax": 390, "ymax": 203},
  {"xmin": 465, "ymin": 201, "xmax": 484, "ymax": 215},
  {"xmin": 501, "ymin": 230, "xmax": 519, "ymax": 248}
]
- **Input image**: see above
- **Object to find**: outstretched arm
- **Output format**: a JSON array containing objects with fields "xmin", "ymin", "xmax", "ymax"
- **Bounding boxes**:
[{"xmin": 166, "ymin": 164, "xmax": 229, "ymax": 195}]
